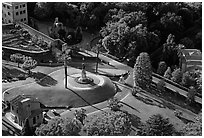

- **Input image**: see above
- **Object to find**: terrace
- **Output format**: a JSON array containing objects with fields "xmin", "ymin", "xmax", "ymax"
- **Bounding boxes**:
[{"xmin": 2, "ymin": 24, "xmax": 50, "ymax": 53}]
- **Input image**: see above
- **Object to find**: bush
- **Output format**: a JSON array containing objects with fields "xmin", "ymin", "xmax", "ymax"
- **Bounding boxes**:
[
  {"xmin": 157, "ymin": 61, "xmax": 167, "ymax": 76},
  {"xmin": 84, "ymin": 111, "xmax": 131, "ymax": 136},
  {"xmin": 164, "ymin": 67, "xmax": 172, "ymax": 79},
  {"xmin": 157, "ymin": 79, "xmax": 166, "ymax": 92},
  {"xmin": 171, "ymin": 68, "xmax": 182, "ymax": 83},
  {"xmin": 187, "ymin": 86, "xmax": 196, "ymax": 104},
  {"xmin": 107, "ymin": 97, "xmax": 123, "ymax": 111},
  {"xmin": 181, "ymin": 71, "xmax": 195, "ymax": 88},
  {"xmin": 74, "ymin": 108, "xmax": 87, "ymax": 125}
]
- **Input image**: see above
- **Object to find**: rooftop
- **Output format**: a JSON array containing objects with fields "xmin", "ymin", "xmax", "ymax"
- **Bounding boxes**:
[{"xmin": 9, "ymin": 95, "xmax": 35, "ymax": 107}]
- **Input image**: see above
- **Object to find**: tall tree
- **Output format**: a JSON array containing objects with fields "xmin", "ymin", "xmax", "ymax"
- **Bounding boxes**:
[
  {"xmin": 133, "ymin": 52, "xmax": 152, "ymax": 89},
  {"xmin": 139, "ymin": 114, "xmax": 176, "ymax": 136}
]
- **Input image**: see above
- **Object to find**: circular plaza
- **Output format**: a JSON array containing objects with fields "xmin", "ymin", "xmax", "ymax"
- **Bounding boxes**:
[{"xmin": 3, "ymin": 67, "xmax": 116, "ymax": 108}]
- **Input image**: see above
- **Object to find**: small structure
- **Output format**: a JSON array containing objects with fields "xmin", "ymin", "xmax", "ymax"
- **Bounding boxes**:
[
  {"xmin": 2, "ymin": 2, "xmax": 28, "ymax": 24},
  {"xmin": 179, "ymin": 49, "xmax": 202, "ymax": 72},
  {"xmin": 9, "ymin": 95, "xmax": 43, "ymax": 128}
]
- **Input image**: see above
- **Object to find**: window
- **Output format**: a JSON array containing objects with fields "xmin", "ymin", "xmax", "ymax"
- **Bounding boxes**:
[
  {"xmin": 3, "ymin": 4, "xmax": 6, "ymax": 8},
  {"xmin": 23, "ymin": 4, "xmax": 25, "ymax": 7},
  {"xmin": 8, "ymin": 12, "xmax": 10, "ymax": 16},
  {"xmin": 28, "ymin": 104, "xmax": 30, "ymax": 107},
  {"xmin": 11, "ymin": 106, "xmax": 14, "ymax": 110},
  {"xmin": 16, "ymin": 109, "xmax": 18, "ymax": 113},
  {"xmin": 7, "ymin": 5, "xmax": 10, "ymax": 9},
  {"xmin": 20, "ymin": 11, "xmax": 22, "ymax": 14},
  {"xmin": 23, "ymin": 10, "xmax": 25, "ymax": 14},
  {"xmin": 21, "ymin": 19, "xmax": 23, "ymax": 22},
  {"xmin": 16, "ymin": 12, "xmax": 19, "ymax": 16},
  {"xmin": 8, "ymin": 20, "xmax": 11, "ymax": 23},
  {"xmin": 37, "ymin": 115, "xmax": 39, "ymax": 119},
  {"xmin": 20, "ymin": 5, "xmax": 22, "ymax": 8},
  {"xmin": 24, "ymin": 18, "xmax": 26, "ymax": 21},
  {"xmin": 15, "ymin": 6, "xmax": 18, "ymax": 9}
]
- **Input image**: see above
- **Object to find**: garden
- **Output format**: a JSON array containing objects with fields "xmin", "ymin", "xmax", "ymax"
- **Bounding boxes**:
[{"xmin": 2, "ymin": 24, "xmax": 50, "ymax": 52}]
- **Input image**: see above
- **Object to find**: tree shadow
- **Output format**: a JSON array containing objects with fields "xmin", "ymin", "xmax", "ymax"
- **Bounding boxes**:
[{"xmin": 32, "ymin": 72, "xmax": 58, "ymax": 87}]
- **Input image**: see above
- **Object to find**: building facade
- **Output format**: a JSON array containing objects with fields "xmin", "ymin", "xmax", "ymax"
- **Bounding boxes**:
[
  {"xmin": 2, "ymin": 2, "xmax": 28, "ymax": 24},
  {"xmin": 9, "ymin": 95, "xmax": 43, "ymax": 128}
]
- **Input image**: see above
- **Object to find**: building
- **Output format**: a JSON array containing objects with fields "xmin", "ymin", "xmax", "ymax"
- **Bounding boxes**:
[
  {"xmin": 2, "ymin": 2, "xmax": 28, "ymax": 24},
  {"xmin": 9, "ymin": 95, "xmax": 43, "ymax": 128},
  {"xmin": 179, "ymin": 49, "xmax": 202, "ymax": 72}
]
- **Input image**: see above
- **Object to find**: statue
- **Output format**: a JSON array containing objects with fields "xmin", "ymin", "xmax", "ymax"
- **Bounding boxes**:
[{"xmin": 81, "ymin": 63, "xmax": 87, "ymax": 81}]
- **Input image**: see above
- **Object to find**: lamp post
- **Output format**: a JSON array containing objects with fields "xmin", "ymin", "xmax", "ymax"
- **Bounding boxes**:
[
  {"xmin": 96, "ymin": 44, "xmax": 100, "ymax": 73},
  {"xmin": 64, "ymin": 55, "xmax": 71, "ymax": 88}
]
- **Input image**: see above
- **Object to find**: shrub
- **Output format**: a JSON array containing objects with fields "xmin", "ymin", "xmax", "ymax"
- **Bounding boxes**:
[
  {"xmin": 74, "ymin": 108, "xmax": 87, "ymax": 125},
  {"xmin": 187, "ymin": 86, "xmax": 196, "ymax": 104},
  {"xmin": 157, "ymin": 79, "xmax": 166, "ymax": 92},
  {"xmin": 107, "ymin": 97, "xmax": 123, "ymax": 111},
  {"xmin": 164, "ymin": 67, "xmax": 172, "ymax": 79},
  {"xmin": 157, "ymin": 61, "xmax": 167, "ymax": 76},
  {"xmin": 171, "ymin": 68, "xmax": 182, "ymax": 83},
  {"xmin": 181, "ymin": 71, "xmax": 195, "ymax": 88}
]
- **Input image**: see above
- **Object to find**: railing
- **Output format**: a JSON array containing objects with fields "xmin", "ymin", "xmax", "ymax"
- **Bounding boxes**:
[{"xmin": 152, "ymin": 73, "xmax": 189, "ymax": 92}]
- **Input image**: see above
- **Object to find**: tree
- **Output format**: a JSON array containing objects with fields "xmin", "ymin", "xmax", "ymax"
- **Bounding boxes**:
[
  {"xmin": 34, "ymin": 2, "xmax": 54, "ymax": 20},
  {"xmin": 74, "ymin": 108, "xmax": 87, "ymax": 125},
  {"xmin": 187, "ymin": 86, "xmax": 196, "ymax": 104},
  {"xmin": 160, "ymin": 12, "xmax": 183, "ymax": 40},
  {"xmin": 179, "ymin": 37, "xmax": 195, "ymax": 49},
  {"xmin": 84, "ymin": 111, "xmax": 131, "ymax": 136},
  {"xmin": 157, "ymin": 61, "xmax": 167, "ymax": 76},
  {"xmin": 107, "ymin": 97, "xmax": 123, "ymax": 111},
  {"xmin": 21, "ymin": 59, "xmax": 37, "ymax": 75},
  {"xmin": 21, "ymin": 118, "xmax": 35, "ymax": 136},
  {"xmin": 182, "ymin": 112, "xmax": 202, "ymax": 136},
  {"xmin": 35, "ymin": 117, "xmax": 82, "ymax": 136},
  {"xmin": 139, "ymin": 114, "xmax": 176, "ymax": 136},
  {"xmin": 133, "ymin": 52, "xmax": 152, "ymax": 89},
  {"xmin": 10, "ymin": 53, "xmax": 24, "ymax": 67}
]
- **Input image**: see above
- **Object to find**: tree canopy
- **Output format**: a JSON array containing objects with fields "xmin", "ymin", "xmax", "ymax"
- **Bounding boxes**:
[{"xmin": 84, "ymin": 111, "xmax": 131, "ymax": 136}]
